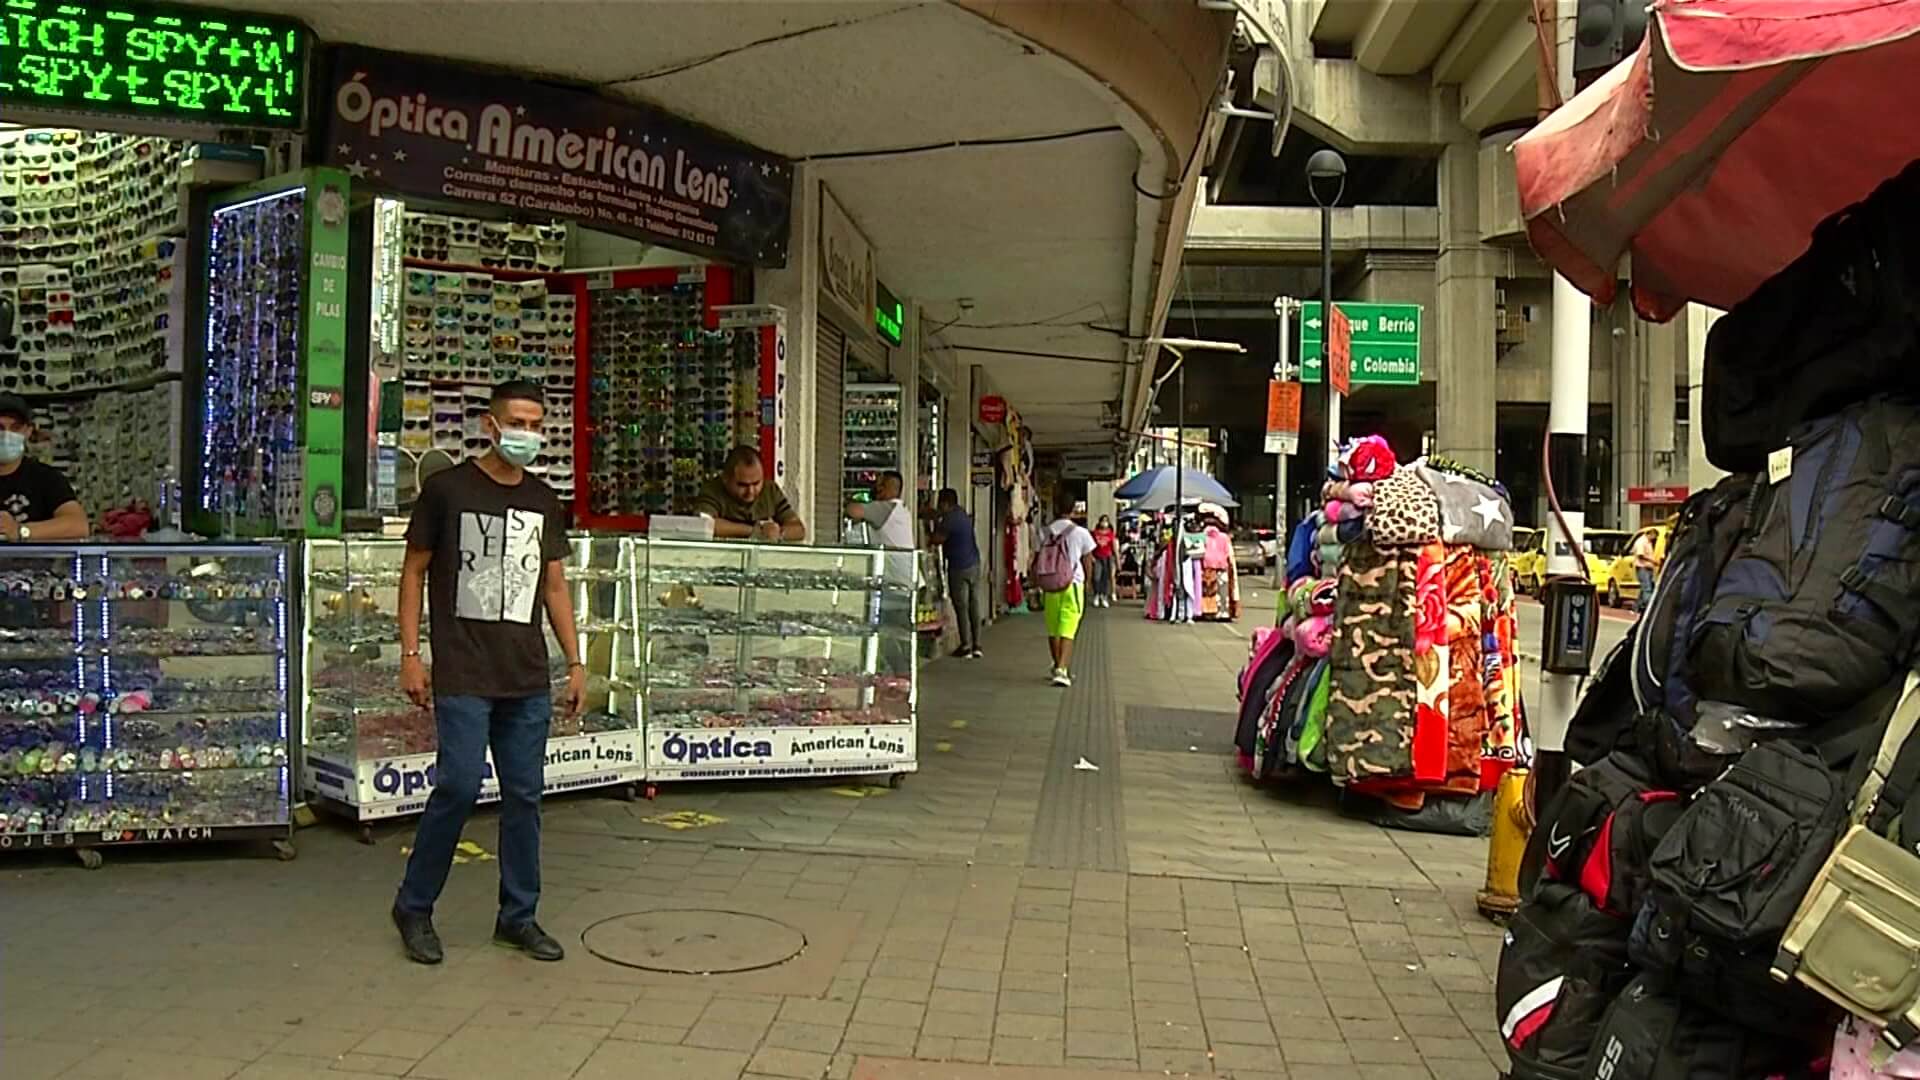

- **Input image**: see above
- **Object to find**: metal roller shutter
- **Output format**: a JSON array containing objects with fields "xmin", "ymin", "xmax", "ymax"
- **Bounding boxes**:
[{"xmin": 814, "ymin": 315, "xmax": 846, "ymax": 534}]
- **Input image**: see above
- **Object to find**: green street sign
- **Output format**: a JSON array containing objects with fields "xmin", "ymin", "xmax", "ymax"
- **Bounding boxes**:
[{"xmin": 1301, "ymin": 301, "xmax": 1422, "ymax": 386}]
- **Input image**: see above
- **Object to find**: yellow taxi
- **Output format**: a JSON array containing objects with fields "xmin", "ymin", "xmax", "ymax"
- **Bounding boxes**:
[
  {"xmin": 1509, "ymin": 527, "xmax": 1542, "ymax": 593},
  {"xmin": 1602, "ymin": 524, "xmax": 1672, "ymax": 608},
  {"xmin": 1517, "ymin": 528, "xmax": 1630, "ymax": 595}
]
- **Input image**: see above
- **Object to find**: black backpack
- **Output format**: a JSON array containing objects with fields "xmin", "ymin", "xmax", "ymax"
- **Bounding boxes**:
[
  {"xmin": 1702, "ymin": 159, "xmax": 1920, "ymax": 474},
  {"xmin": 1637, "ymin": 396, "xmax": 1920, "ymax": 733},
  {"xmin": 1581, "ymin": 974, "xmax": 1829, "ymax": 1080}
]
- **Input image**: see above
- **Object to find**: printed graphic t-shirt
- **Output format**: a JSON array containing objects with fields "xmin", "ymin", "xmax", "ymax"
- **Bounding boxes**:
[
  {"xmin": 406, "ymin": 461, "xmax": 569, "ymax": 698},
  {"xmin": 0, "ymin": 459, "xmax": 78, "ymax": 524}
]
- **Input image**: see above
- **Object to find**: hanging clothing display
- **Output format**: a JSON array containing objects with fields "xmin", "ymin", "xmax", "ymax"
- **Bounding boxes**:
[{"xmin": 1232, "ymin": 439, "xmax": 1524, "ymax": 833}]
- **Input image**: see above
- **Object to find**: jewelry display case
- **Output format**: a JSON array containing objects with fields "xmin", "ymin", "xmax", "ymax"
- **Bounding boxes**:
[
  {"xmin": 300, "ymin": 536, "xmax": 643, "ymax": 839},
  {"xmin": 642, "ymin": 539, "xmax": 917, "ymax": 788},
  {"xmin": 0, "ymin": 543, "xmax": 295, "ymax": 867}
]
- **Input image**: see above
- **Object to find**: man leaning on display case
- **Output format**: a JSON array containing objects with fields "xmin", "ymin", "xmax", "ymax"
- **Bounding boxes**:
[{"xmin": 692, "ymin": 445, "xmax": 807, "ymax": 541}]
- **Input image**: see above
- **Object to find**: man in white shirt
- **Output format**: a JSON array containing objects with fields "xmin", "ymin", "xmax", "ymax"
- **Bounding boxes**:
[
  {"xmin": 1035, "ymin": 490, "xmax": 1097, "ymax": 687},
  {"xmin": 846, "ymin": 471, "xmax": 918, "ymax": 674}
]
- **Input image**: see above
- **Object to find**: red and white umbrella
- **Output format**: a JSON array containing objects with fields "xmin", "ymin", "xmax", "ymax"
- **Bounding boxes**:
[{"xmin": 1513, "ymin": 0, "xmax": 1920, "ymax": 322}]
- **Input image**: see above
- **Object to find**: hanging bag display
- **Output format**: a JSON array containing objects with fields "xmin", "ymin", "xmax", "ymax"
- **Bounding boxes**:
[{"xmin": 1775, "ymin": 675, "xmax": 1920, "ymax": 1065}]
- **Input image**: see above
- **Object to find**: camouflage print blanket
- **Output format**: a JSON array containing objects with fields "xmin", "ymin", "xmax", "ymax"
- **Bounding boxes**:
[{"xmin": 1325, "ymin": 541, "xmax": 1420, "ymax": 784}]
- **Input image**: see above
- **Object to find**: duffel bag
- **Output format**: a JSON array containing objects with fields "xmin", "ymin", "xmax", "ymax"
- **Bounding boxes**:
[
  {"xmin": 1582, "ymin": 973, "xmax": 1830, "ymax": 1080},
  {"xmin": 1498, "ymin": 883, "xmax": 1633, "ymax": 1080}
]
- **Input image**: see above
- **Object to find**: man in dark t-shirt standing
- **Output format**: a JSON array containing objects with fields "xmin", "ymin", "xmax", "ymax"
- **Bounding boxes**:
[{"xmin": 391, "ymin": 380, "xmax": 584, "ymax": 965}]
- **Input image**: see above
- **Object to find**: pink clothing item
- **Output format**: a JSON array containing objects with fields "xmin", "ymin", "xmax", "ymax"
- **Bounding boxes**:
[
  {"xmin": 1413, "ymin": 543, "xmax": 1446, "ymax": 656},
  {"xmin": 1832, "ymin": 1018, "xmax": 1920, "ymax": 1079},
  {"xmin": 1202, "ymin": 526, "xmax": 1233, "ymax": 571},
  {"xmin": 1294, "ymin": 614, "xmax": 1333, "ymax": 658},
  {"xmin": 1347, "ymin": 481, "xmax": 1375, "ymax": 508}
]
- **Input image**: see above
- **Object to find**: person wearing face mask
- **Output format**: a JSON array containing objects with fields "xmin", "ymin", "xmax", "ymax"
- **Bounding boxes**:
[
  {"xmin": 389, "ymin": 379, "xmax": 583, "ymax": 967},
  {"xmin": 0, "ymin": 393, "xmax": 88, "ymax": 543}
]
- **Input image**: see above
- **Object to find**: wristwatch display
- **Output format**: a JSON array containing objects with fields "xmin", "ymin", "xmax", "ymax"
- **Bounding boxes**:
[{"xmin": 0, "ymin": 543, "xmax": 296, "ymax": 866}]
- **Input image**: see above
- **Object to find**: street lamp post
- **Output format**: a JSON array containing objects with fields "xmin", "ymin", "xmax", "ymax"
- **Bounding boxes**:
[{"xmin": 1305, "ymin": 149, "xmax": 1347, "ymax": 489}]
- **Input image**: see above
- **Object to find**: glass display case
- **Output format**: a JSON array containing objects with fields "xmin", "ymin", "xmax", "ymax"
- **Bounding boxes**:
[
  {"xmin": 301, "ymin": 536, "xmax": 642, "ymax": 837},
  {"xmin": 642, "ymin": 539, "xmax": 917, "ymax": 786},
  {"xmin": 0, "ymin": 543, "xmax": 295, "ymax": 867}
]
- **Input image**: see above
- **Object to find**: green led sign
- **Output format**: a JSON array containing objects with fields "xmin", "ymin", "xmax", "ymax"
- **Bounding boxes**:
[
  {"xmin": 875, "ymin": 279, "xmax": 903, "ymax": 348},
  {"xmin": 0, "ymin": 0, "xmax": 308, "ymax": 129}
]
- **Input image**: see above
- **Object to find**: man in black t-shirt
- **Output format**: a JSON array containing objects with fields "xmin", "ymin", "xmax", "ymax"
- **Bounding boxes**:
[
  {"xmin": 391, "ymin": 380, "xmax": 583, "ymax": 966},
  {"xmin": 0, "ymin": 393, "xmax": 87, "ymax": 543}
]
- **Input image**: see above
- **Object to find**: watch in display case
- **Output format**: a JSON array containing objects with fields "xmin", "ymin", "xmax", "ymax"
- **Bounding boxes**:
[
  {"xmin": 0, "ymin": 544, "xmax": 296, "ymax": 866},
  {"xmin": 300, "ymin": 535, "xmax": 643, "ymax": 834},
  {"xmin": 642, "ymin": 539, "xmax": 918, "ymax": 785}
]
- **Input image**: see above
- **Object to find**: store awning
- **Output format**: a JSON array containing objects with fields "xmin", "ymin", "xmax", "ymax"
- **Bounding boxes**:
[{"xmin": 1513, "ymin": 0, "xmax": 1920, "ymax": 322}]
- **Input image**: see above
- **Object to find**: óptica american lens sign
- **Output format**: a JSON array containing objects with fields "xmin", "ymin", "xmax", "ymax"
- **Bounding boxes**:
[{"xmin": 0, "ymin": 0, "xmax": 308, "ymax": 130}]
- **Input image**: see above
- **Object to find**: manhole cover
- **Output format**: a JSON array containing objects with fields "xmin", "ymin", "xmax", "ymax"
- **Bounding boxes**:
[{"xmin": 581, "ymin": 909, "xmax": 807, "ymax": 974}]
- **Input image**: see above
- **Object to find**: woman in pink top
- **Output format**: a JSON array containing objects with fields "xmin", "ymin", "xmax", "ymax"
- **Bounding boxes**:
[
  {"xmin": 1090, "ymin": 516, "xmax": 1117, "ymax": 607},
  {"xmin": 1198, "ymin": 508, "xmax": 1238, "ymax": 621}
]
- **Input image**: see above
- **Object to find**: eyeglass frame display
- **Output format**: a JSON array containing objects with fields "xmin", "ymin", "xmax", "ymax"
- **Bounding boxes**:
[{"xmin": 298, "ymin": 535, "xmax": 644, "ymax": 829}]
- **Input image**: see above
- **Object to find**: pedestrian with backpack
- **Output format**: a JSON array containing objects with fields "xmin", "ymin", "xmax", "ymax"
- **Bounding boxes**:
[{"xmin": 1033, "ymin": 489, "xmax": 1097, "ymax": 687}]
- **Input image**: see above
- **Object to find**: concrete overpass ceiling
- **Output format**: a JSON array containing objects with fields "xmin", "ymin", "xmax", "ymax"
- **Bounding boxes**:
[
  {"xmin": 211, "ymin": 0, "xmax": 1195, "ymax": 447},
  {"xmin": 1460, "ymin": 15, "xmax": 1541, "ymax": 132},
  {"xmin": 1309, "ymin": 0, "xmax": 1375, "ymax": 47},
  {"xmin": 1433, "ymin": 0, "xmax": 1533, "ymax": 85},
  {"xmin": 1220, "ymin": 126, "xmax": 1437, "ymax": 207},
  {"xmin": 1354, "ymin": 0, "xmax": 1479, "ymax": 76}
]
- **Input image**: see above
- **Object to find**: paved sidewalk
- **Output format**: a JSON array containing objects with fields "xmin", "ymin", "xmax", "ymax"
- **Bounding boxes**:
[{"xmin": 2, "ymin": 590, "xmax": 1506, "ymax": 1080}]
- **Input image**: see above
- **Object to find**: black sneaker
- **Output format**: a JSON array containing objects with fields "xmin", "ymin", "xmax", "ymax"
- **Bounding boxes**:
[
  {"xmin": 493, "ymin": 919, "xmax": 565, "ymax": 961},
  {"xmin": 392, "ymin": 903, "xmax": 443, "ymax": 965},
  {"xmin": 951, "ymin": 646, "xmax": 973, "ymax": 658},
  {"xmin": 970, "ymin": 649, "xmax": 984, "ymax": 659}
]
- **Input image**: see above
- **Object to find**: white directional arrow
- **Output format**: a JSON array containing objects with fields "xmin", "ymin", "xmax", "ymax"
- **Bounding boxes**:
[{"xmin": 1305, "ymin": 318, "xmax": 1322, "ymax": 330}]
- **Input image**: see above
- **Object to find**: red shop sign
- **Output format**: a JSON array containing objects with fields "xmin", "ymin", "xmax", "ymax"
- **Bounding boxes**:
[
  {"xmin": 1627, "ymin": 485, "xmax": 1689, "ymax": 504},
  {"xmin": 979, "ymin": 395, "xmax": 1007, "ymax": 424}
]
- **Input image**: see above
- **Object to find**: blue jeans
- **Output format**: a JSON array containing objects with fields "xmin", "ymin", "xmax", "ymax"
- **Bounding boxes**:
[
  {"xmin": 1636, "ymin": 567, "xmax": 1657, "ymax": 612},
  {"xmin": 397, "ymin": 693, "xmax": 550, "ymax": 927}
]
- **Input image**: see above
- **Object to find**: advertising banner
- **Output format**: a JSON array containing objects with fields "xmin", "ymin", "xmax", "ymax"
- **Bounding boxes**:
[
  {"xmin": 319, "ymin": 46, "xmax": 794, "ymax": 267},
  {"xmin": 304, "ymin": 731, "xmax": 643, "ymax": 821},
  {"xmin": 646, "ymin": 725, "xmax": 916, "ymax": 781}
]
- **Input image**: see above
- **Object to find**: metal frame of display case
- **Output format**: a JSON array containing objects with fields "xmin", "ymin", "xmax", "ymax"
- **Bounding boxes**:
[
  {"xmin": 0, "ymin": 543, "xmax": 297, "ymax": 868},
  {"xmin": 641, "ymin": 538, "xmax": 918, "ymax": 794},
  {"xmin": 299, "ymin": 536, "xmax": 644, "ymax": 841}
]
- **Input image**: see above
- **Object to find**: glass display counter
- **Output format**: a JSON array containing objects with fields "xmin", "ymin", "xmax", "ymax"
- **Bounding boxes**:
[
  {"xmin": 301, "ymin": 536, "xmax": 642, "ymax": 837},
  {"xmin": 0, "ymin": 543, "xmax": 295, "ymax": 867},
  {"xmin": 642, "ymin": 539, "xmax": 917, "ymax": 787}
]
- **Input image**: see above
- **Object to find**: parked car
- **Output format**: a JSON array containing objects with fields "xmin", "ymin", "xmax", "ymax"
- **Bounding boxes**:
[
  {"xmin": 1509, "ymin": 527, "xmax": 1541, "ymax": 592},
  {"xmin": 1511, "ymin": 527, "xmax": 1546, "ymax": 593},
  {"xmin": 1518, "ymin": 528, "xmax": 1630, "ymax": 594},
  {"xmin": 1601, "ymin": 523, "xmax": 1671, "ymax": 608},
  {"xmin": 1233, "ymin": 528, "xmax": 1277, "ymax": 574}
]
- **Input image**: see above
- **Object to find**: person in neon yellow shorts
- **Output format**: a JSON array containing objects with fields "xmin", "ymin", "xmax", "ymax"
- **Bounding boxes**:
[{"xmin": 1035, "ymin": 490, "xmax": 1097, "ymax": 687}]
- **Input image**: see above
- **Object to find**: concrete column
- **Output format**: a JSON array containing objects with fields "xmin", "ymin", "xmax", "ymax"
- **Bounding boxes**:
[
  {"xmin": 753, "ymin": 166, "xmax": 821, "ymax": 522},
  {"xmin": 1434, "ymin": 131, "xmax": 1500, "ymax": 473}
]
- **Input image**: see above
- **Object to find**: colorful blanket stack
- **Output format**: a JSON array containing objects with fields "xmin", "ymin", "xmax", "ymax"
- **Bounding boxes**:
[{"xmin": 1237, "ymin": 440, "xmax": 1525, "ymax": 834}]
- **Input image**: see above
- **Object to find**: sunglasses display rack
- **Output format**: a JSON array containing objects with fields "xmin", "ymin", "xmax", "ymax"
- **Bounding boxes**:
[
  {"xmin": 401, "ymin": 211, "xmax": 565, "ymax": 272},
  {"xmin": 0, "ymin": 129, "xmax": 185, "ymax": 396},
  {"xmin": 42, "ymin": 381, "xmax": 181, "ymax": 519},
  {"xmin": 843, "ymin": 383, "xmax": 904, "ymax": 503},
  {"xmin": 0, "ymin": 543, "xmax": 296, "ymax": 866},
  {"xmin": 641, "ymin": 539, "xmax": 917, "ymax": 788},
  {"xmin": 585, "ymin": 279, "xmax": 742, "ymax": 522},
  {"xmin": 398, "ymin": 269, "xmax": 578, "ymax": 501},
  {"xmin": 301, "ymin": 535, "xmax": 642, "ymax": 828},
  {"xmin": 203, "ymin": 187, "xmax": 305, "ymax": 534}
]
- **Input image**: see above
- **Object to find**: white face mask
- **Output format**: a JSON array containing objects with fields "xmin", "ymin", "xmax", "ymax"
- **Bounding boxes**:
[
  {"xmin": 0, "ymin": 430, "xmax": 25, "ymax": 465},
  {"xmin": 492, "ymin": 424, "xmax": 543, "ymax": 467}
]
